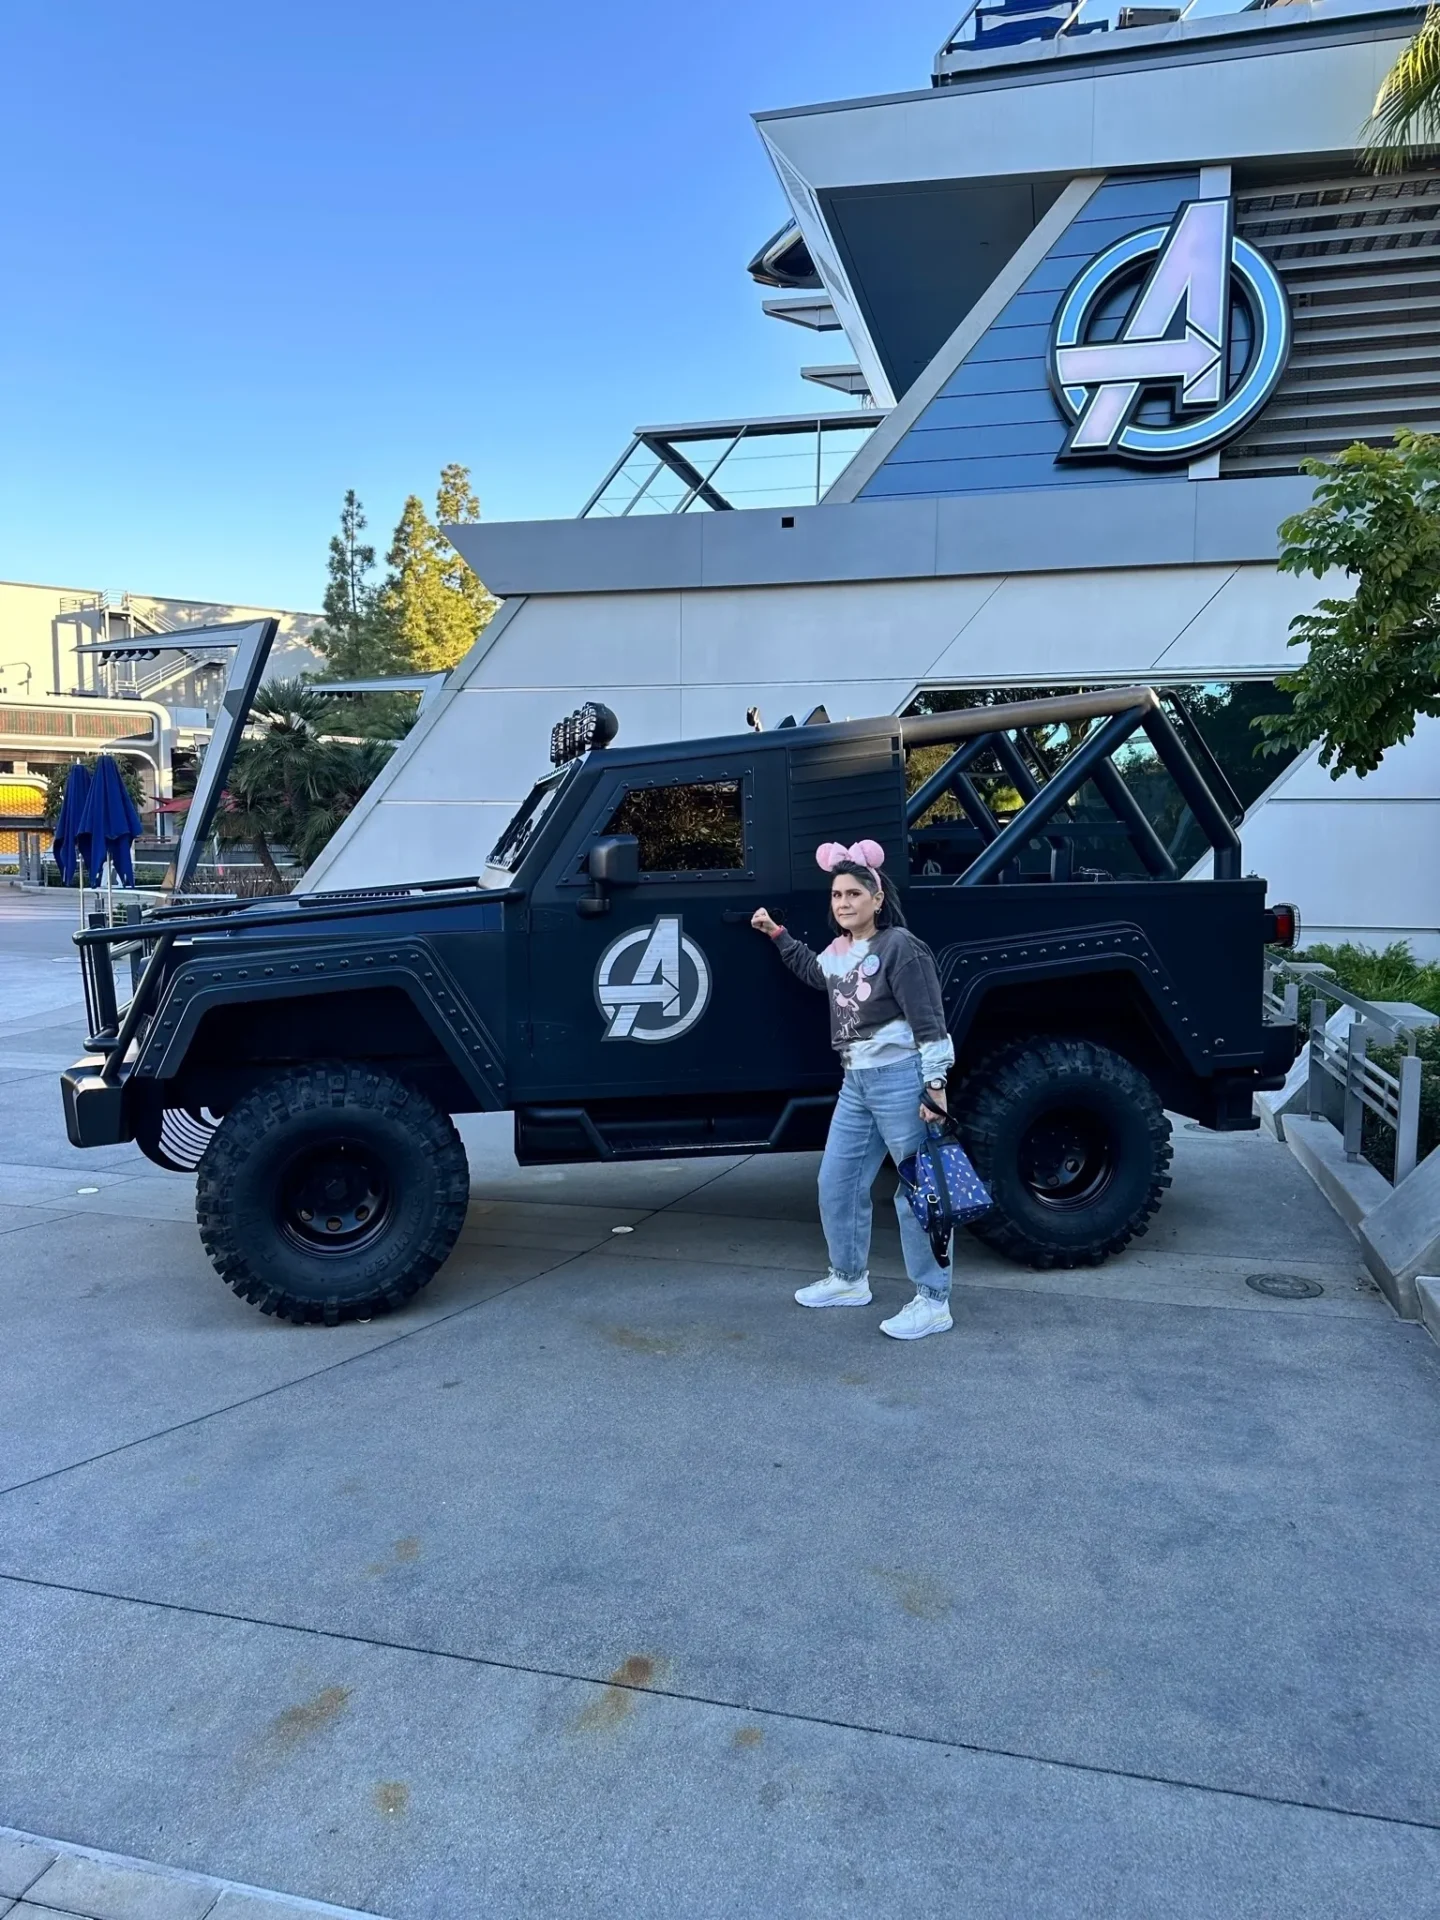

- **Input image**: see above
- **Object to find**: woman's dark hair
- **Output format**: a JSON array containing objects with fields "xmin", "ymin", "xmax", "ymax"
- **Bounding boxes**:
[{"xmin": 826, "ymin": 859, "xmax": 909, "ymax": 933}]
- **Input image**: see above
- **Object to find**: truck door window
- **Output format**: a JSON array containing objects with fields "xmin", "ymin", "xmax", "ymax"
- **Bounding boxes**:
[{"xmin": 602, "ymin": 779, "xmax": 744, "ymax": 874}]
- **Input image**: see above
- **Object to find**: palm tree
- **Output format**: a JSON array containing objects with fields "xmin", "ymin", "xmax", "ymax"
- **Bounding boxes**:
[
  {"xmin": 220, "ymin": 680, "xmax": 397, "ymax": 881},
  {"xmin": 1367, "ymin": 7, "xmax": 1440, "ymax": 169},
  {"xmin": 221, "ymin": 680, "xmax": 339, "ymax": 882},
  {"xmin": 287, "ymin": 738, "xmax": 396, "ymax": 867}
]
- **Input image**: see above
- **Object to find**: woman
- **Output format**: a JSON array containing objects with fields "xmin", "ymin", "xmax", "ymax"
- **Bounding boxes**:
[{"xmin": 751, "ymin": 839, "xmax": 957, "ymax": 1341}]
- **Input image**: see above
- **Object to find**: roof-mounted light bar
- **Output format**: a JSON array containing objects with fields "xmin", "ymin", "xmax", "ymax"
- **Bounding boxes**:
[{"xmin": 550, "ymin": 702, "xmax": 620, "ymax": 767}]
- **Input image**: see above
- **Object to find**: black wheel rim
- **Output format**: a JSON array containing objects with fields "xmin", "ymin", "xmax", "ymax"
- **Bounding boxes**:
[
  {"xmin": 276, "ymin": 1137, "xmax": 394, "ymax": 1255},
  {"xmin": 1018, "ymin": 1105, "xmax": 1117, "ymax": 1211}
]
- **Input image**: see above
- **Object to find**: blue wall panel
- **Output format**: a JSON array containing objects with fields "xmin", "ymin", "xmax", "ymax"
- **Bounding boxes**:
[{"xmin": 860, "ymin": 172, "xmax": 1200, "ymax": 501}]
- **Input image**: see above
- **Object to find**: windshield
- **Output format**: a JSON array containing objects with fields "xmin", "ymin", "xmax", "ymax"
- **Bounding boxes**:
[{"xmin": 487, "ymin": 768, "xmax": 570, "ymax": 873}]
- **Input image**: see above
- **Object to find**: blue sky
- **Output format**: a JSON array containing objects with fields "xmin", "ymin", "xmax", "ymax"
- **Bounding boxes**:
[{"xmin": 0, "ymin": 0, "xmax": 944, "ymax": 611}]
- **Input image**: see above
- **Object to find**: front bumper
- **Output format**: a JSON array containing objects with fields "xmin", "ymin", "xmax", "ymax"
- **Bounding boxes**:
[{"xmin": 61, "ymin": 1059, "xmax": 134, "ymax": 1149}]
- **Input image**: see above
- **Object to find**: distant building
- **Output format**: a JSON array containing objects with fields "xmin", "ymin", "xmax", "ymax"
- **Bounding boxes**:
[{"xmin": 0, "ymin": 578, "xmax": 322, "ymax": 807}]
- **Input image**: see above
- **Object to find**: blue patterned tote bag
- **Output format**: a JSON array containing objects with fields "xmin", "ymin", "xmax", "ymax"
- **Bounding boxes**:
[{"xmin": 897, "ymin": 1120, "xmax": 993, "ymax": 1268}]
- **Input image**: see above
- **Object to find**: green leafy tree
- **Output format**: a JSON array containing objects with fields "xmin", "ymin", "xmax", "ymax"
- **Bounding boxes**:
[
  {"xmin": 1256, "ymin": 431, "xmax": 1440, "ymax": 779},
  {"xmin": 1366, "ymin": 7, "xmax": 1440, "ymax": 168},
  {"xmin": 378, "ymin": 464, "xmax": 497, "ymax": 673}
]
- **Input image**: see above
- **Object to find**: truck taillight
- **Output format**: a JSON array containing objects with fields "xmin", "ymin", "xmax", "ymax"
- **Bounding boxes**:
[{"xmin": 1266, "ymin": 902, "xmax": 1299, "ymax": 949}]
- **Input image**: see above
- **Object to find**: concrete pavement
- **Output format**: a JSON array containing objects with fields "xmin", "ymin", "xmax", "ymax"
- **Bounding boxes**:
[{"xmin": 2, "ymin": 885, "xmax": 1438, "ymax": 1918}]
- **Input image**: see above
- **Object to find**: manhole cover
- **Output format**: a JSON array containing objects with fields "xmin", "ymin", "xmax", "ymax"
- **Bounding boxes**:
[{"xmin": 1246, "ymin": 1273, "xmax": 1324, "ymax": 1300}]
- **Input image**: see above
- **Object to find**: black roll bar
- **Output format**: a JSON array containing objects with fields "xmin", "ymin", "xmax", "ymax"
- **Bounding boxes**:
[
  {"xmin": 905, "ymin": 735, "xmax": 986, "ymax": 823},
  {"xmin": 956, "ymin": 707, "xmax": 1150, "ymax": 888},
  {"xmin": 1163, "ymin": 689, "xmax": 1245, "ymax": 824},
  {"xmin": 1088, "ymin": 760, "xmax": 1178, "ymax": 879},
  {"xmin": 1138, "ymin": 704, "xmax": 1242, "ymax": 880},
  {"xmin": 901, "ymin": 685, "xmax": 1241, "ymax": 885},
  {"xmin": 900, "ymin": 686, "xmax": 1159, "ymax": 750}
]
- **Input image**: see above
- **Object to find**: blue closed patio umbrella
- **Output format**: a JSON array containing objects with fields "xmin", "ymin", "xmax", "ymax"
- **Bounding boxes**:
[
  {"xmin": 76, "ymin": 754, "xmax": 143, "ymax": 890},
  {"xmin": 51, "ymin": 762, "xmax": 93, "ymax": 887}
]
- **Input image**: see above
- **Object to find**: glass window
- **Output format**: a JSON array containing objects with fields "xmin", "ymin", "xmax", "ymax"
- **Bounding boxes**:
[
  {"xmin": 489, "ymin": 770, "xmax": 569, "ymax": 872},
  {"xmin": 603, "ymin": 779, "xmax": 744, "ymax": 873}
]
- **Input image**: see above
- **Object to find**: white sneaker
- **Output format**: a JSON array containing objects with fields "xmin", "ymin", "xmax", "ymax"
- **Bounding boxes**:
[
  {"xmin": 795, "ymin": 1271, "xmax": 873, "ymax": 1308},
  {"xmin": 879, "ymin": 1292, "xmax": 953, "ymax": 1340}
]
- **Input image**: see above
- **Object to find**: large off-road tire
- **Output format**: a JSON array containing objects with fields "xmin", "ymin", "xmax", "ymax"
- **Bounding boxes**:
[
  {"xmin": 196, "ymin": 1064, "xmax": 470, "ymax": 1324},
  {"xmin": 957, "ymin": 1038, "xmax": 1172, "ymax": 1269}
]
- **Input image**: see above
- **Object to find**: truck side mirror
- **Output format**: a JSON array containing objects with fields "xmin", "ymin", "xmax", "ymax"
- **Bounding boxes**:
[
  {"xmin": 578, "ymin": 834, "xmax": 640, "ymax": 916},
  {"xmin": 588, "ymin": 835, "xmax": 640, "ymax": 887}
]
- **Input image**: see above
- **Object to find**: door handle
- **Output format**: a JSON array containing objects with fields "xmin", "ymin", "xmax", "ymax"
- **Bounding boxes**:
[{"xmin": 720, "ymin": 909, "xmax": 754, "ymax": 923}]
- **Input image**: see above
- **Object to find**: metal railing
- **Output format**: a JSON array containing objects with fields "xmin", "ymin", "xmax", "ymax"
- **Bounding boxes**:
[
  {"xmin": 1266, "ymin": 958, "xmax": 1430, "ymax": 1185},
  {"xmin": 578, "ymin": 412, "xmax": 882, "ymax": 517}
]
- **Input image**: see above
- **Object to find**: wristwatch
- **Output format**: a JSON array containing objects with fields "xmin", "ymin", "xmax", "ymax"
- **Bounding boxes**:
[{"xmin": 925, "ymin": 1078, "xmax": 946, "ymax": 1095}]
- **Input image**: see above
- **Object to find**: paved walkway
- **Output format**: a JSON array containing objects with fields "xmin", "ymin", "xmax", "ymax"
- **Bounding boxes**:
[
  {"xmin": 2, "ymin": 886, "xmax": 1438, "ymax": 1918},
  {"xmin": 1, "ymin": 1826, "xmax": 380, "ymax": 1918}
]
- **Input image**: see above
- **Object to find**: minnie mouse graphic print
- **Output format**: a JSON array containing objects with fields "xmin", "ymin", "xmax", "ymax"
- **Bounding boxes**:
[
  {"xmin": 767, "ymin": 837, "xmax": 954, "ymax": 1081},
  {"xmin": 771, "ymin": 922, "xmax": 953, "ymax": 1077}
]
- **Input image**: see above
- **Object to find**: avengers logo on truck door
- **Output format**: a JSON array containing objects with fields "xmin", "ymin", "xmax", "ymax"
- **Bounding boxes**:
[{"xmin": 595, "ymin": 916, "xmax": 711, "ymax": 1042}]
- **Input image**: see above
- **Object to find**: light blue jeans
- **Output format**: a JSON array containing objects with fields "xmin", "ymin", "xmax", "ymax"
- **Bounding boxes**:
[{"xmin": 818, "ymin": 1055, "xmax": 950, "ymax": 1299}]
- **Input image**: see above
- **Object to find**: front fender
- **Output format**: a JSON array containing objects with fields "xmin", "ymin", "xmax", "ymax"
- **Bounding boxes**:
[{"xmin": 132, "ymin": 934, "xmax": 506, "ymax": 1108}]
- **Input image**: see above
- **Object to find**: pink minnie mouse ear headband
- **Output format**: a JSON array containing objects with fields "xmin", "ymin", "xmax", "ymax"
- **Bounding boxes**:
[{"xmin": 815, "ymin": 840, "xmax": 885, "ymax": 878}]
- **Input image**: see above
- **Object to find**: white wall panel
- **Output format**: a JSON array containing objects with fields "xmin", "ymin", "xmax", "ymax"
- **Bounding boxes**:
[
  {"xmin": 1151, "ymin": 563, "xmax": 1329, "ymax": 675},
  {"xmin": 323, "ymin": 801, "xmax": 516, "ymax": 891},
  {"xmin": 1088, "ymin": 40, "xmax": 1395, "ymax": 175},
  {"xmin": 679, "ymin": 576, "xmax": 1002, "ymax": 686},
  {"xmin": 679, "ymin": 680, "xmax": 917, "ymax": 742},
  {"xmin": 760, "ymin": 31, "xmax": 1409, "ymax": 189},
  {"xmin": 476, "ymin": 590, "xmax": 681, "ymax": 690},
  {"xmin": 921, "ymin": 566, "xmax": 1233, "ymax": 683},
  {"xmin": 384, "ymin": 685, "xmax": 683, "ymax": 808},
  {"xmin": 1259, "ymin": 715, "xmax": 1440, "ymax": 803},
  {"xmin": 376, "ymin": 691, "xmax": 555, "ymax": 805},
  {"xmin": 1241, "ymin": 796, "xmax": 1440, "ymax": 954}
]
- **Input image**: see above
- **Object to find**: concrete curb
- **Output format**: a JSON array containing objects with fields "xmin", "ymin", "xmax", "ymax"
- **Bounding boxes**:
[
  {"xmin": 0, "ymin": 1824, "xmax": 388, "ymax": 1919},
  {"xmin": 1281, "ymin": 1116, "xmax": 1393, "ymax": 1234},
  {"xmin": 1418, "ymin": 1277, "xmax": 1440, "ymax": 1346},
  {"xmin": 1277, "ymin": 1115, "xmax": 1440, "ymax": 1323}
]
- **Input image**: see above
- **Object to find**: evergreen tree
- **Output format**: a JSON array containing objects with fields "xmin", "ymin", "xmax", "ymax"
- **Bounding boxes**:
[
  {"xmin": 436, "ymin": 461, "xmax": 500, "ymax": 637},
  {"xmin": 378, "ymin": 464, "xmax": 497, "ymax": 673},
  {"xmin": 312, "ymin": 490, "xmax": 402, "ymax": 676}
]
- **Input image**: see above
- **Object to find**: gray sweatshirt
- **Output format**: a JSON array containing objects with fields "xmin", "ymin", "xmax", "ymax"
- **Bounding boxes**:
[{"xmin": 770, "ymin": 924, "xmax": 955, "ymax": 1078}]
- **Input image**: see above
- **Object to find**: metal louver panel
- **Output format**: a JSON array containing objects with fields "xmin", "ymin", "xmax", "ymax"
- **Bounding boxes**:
[{"xmin": 1222, "ymin": 168, "xmax": 1440, "ymax": 477}]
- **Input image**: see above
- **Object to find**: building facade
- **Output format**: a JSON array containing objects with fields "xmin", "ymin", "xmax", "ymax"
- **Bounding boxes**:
[
  {"xmin": 0, "ymin": 579, "xmax": 322, "ymax": 812},
  {"xmin": 305, "ymin": 0, "xmax": 1440, "ymax": 957}
]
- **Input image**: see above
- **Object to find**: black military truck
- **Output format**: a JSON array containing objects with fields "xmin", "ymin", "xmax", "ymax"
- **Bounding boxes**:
[{"xmin": 61, "ymin": 687, "xmax": 1297, "ymax": 1323}]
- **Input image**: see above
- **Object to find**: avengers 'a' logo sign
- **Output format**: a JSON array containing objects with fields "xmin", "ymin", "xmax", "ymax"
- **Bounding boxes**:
[
  {"xmin": 1048, "ymin": 197, "xmax": 1290, "ymax": 464},
  {"xmin": 595, "ymin": 916, "xmax": 711, "ymax": 1042}
]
